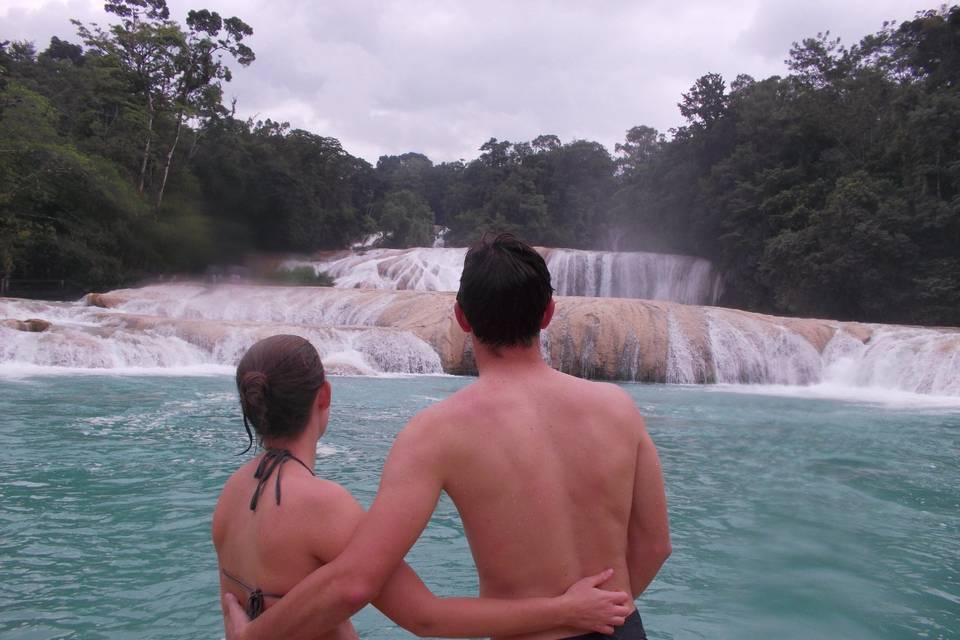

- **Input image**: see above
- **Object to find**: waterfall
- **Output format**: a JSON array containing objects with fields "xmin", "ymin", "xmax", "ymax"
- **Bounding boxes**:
[
  {"xmin": 820, "ymin": 326, "xmax": 960, "ymax": 396},
  {"xmin": 287, "ymin": 248, "xmax": 467, "ymax": 292},
  {"xmin": 705, "ymin": 309, "xmax": 823, "ymax": 385},
  {"xmin": 0, "ymin": 294, "xmax": 442, "ymax": 375},
  {"xmin": 432, "ymin": 226, "xmax": 450, "ymax": 248},
  {"xmin": 659, "ymin": 308, "xmax": 960, "ymax": 396},
  {"xmin": 3, "ymin": 284, "xmax": 958, "ymax": 399},
  {"xmin": 666, "ymin": 313, "xmax": 710, "ymax": 384},
  {"xmin": 285, "ymin": 246, "xmax": 723, "ymax": 305},
  {"xmin": 544, "ymin": 248, "xmax": 722, "ymax": 305}
]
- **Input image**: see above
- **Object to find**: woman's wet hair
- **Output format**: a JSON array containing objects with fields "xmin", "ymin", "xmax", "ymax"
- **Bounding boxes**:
[
  {"xmin": 456, "ymin": 232, "xmax": 553, "ymax": 348},
  {"xmin": 236, "ymin": 334, "xmax": 325, "ymax": 453}
]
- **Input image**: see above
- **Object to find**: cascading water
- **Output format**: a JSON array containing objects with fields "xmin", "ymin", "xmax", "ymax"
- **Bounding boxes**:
[
  {"xmin": 666, "ymin": 313, "xmax": 708, "ymax": 384},
  {"xmin": 96, "ymin": 284, "xmax": 401, "ymax": 327},
  {"xmin": 3, "ymin": 283, "xmax": 958, "ymax": 399},
  {"xmin": 544, "ymin": 248, "xmax": 722, "ymax": 305},
  {"xmin": 432, "ymin": 226, "xmax": 451, "ymax": 248},
  {"xmin": 285, "ymin": 246, "xmax": 723, "ymax": 305},
  {"xmin": 820, "ymin": 326, "xmax": 960, "ymax": 396},
  {"xmin": 660, "ymin": 309, "xmax": 960, "ymax": 398},
  {"xmin": 286, "ymin": 248, "xmax": 467, "ymax": 292},
  {"xmin": 0, "ymin": 294, "xmax": 442, "ymax": 375},
  {"xmin": 704, "ymin": 309, "xmax": 823, "ymax": 385}
]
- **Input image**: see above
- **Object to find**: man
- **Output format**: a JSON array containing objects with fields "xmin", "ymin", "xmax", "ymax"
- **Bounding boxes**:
[{"xmin": 226, "ymin": 233, "xmax": 670, "ymax": 639}]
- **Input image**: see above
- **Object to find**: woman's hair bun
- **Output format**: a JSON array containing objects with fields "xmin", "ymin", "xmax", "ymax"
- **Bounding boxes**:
[{"xmin": 240, "ymin": 370, "xmax": 271, "ymax": 431}]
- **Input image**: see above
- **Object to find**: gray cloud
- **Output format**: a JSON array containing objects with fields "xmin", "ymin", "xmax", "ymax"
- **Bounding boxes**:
[{"xmin": 0, "ymin": 0, "xmax": 936, "ymax": 162}]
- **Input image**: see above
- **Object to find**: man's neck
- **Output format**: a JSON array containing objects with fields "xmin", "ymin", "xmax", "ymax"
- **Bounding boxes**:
[{"xmin": 473, "ymin": 338, "xmax": 551, "ymax": 378}]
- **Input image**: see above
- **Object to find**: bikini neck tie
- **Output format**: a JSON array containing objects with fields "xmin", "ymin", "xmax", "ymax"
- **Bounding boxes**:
[{"xmin": 249, "ymin": 448, "xmax": 315, "ymax": 511}]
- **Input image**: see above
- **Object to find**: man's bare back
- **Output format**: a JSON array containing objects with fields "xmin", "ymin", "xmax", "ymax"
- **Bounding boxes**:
[{"xmin": 406, "ymin": 359, "xmax": 667, "ymax": 640}]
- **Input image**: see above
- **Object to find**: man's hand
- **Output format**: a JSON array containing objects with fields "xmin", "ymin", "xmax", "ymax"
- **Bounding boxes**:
[
  {"xmin": 223, "ymin": 593, "xmax": 251, "ymax": 640},
  {"xmin": 559, "ymin": 569, "xmax": 632, "ymax": 634}
]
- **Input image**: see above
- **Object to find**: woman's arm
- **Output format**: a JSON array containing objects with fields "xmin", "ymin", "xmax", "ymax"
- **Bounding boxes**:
[
  {"xmin": 374, "ymin": 563, "xmax": 631, "ymax": 638},
  {"xmin": 314, "ymin": 483, "xmax": 631, "ymax": 638}
]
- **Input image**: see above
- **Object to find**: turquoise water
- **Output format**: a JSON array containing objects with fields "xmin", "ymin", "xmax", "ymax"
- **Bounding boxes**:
[{"xmin": 1, "ymin": 375, "xmax": 958, "ymax": 639}]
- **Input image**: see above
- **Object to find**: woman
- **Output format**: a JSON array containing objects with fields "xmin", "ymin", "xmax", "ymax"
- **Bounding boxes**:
[{"xmin": 212, "ymin": 334, "xmax": 630, "ymax": 639}]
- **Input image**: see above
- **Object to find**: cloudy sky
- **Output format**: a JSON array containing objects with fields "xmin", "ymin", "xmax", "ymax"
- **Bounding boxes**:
[{"xmin": 1, "ymin": 0, "xmax": 936, "ymax": 163}]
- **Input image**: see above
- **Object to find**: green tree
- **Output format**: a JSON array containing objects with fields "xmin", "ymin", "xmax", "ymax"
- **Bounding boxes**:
[
  {"xmin": 154, "ymin": 9, "xmax": 254, "ymax": 209},
  {"xmin": 614, "ymin": 125, "xmax": 664, "ymax": 176},
  {"xmin": 379, "ymin": 189, "xmax": 434, "ymax": 247},
  {"xmin": 73, "ymin": 0, "xmax": 178, "ymax": 194}
]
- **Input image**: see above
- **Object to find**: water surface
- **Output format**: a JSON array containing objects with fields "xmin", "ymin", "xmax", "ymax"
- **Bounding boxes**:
[{"xmin": 1, "ymin": 375, "xmax": 957, "ymax": 639}]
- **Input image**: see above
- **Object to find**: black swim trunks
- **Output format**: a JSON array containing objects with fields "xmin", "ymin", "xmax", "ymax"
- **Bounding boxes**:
[{"xmin": 562, "ymin": 610, "xmax": 646, "ymax": 639}]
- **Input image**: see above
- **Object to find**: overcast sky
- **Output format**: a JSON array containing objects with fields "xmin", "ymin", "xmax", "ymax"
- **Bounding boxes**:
[{"xmin": 1, "ymin": 0, "xmax": 937, "ymax": 163}]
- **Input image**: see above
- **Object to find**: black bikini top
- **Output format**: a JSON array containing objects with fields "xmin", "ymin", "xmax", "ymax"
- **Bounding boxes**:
[
  {"xmin": 249, "ymin": 448, "xmax": 315, "ymax": 511},
  {"xmin": 221, "ymin": 449, "xmax": 316, "ymax": 618}
]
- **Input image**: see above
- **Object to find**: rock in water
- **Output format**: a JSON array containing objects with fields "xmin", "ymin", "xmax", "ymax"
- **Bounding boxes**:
[{"xmin": 2, "ymin": 318, "xmax": 52, "ymax": 332}]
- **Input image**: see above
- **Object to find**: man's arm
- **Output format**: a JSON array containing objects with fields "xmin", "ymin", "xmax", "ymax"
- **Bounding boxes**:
[
  {"xmin": 374, "ymin": 564, "xmax": 630, "ymax": 638},
  {"xmin": 626, "ymin": 413, "xmax": 671, "ymax": 598},
  {"xmin": 233, "ymin": 416, "xmax": 445, "ymax": 640}
]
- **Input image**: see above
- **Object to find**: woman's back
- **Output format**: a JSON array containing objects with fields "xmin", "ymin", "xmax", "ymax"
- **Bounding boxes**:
[{"xmin": 213, "ymin": 450, "xmax": 360, "ymax": 640}]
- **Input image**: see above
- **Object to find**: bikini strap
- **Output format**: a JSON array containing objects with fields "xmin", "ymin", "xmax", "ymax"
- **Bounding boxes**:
[
  {"xmin": 249, "ymin": 448, "xmax": 315, "ymax": 511},
  {"xmin": 221, "ymin": 569, "xmax": 284, "ymax": 619}
]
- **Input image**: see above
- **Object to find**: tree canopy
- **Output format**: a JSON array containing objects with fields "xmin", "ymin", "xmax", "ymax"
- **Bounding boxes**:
[{"xmin": 1, "ymin": 3, "xmax": 958, "ymax": 325}]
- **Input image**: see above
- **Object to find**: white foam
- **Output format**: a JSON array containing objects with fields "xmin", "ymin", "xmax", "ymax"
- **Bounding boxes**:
[
  {"xmin": 820, "ymin": 326, "xmax": 960, "ymax": 396},
  {"xmin": 316, "ymin": 444, "xmax": 339, "ymax": 457},
  {"xmin": 708, "ymin": 382, "xmax": 960, "ymax": 411}
]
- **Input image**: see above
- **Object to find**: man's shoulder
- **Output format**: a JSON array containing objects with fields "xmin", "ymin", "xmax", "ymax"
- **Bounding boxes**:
[
  {"xmin": 408, "ymin": 382, "xmax": 477, "ymax": 426},
  {"xmin": 562, "ymin": 373, "xmax": 638, "ymax": 406},
  {"xmin": 560, "ymin": 375, "xmax": 647, "ymax": 431},
  {"xmin": 392, "ymin": 383, "xmax": 484, "ymax": 461}
]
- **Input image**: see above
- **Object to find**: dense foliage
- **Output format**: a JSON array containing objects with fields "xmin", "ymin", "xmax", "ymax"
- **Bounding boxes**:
[
  {"xmin": 611, "ymin": 10, "xmax": 960, "ymax": 325},
  {"xmin": 1, "ymin": 3, "xmax": 958, "ymax": 324}
]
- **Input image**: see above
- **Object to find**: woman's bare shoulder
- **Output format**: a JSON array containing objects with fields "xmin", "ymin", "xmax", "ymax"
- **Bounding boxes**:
[
  {"xmin": 286, "ymin": 474, "xmax": 359, "ymax": 512},
  {"xmin": 269, "ymin": 474, "xmax": 366, "ymax": 563},
  {"xmin": 211, "ymin": 462, "xmax": 259, "ymax": 548}
]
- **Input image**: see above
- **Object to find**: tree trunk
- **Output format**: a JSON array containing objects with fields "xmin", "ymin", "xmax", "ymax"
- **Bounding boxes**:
[
  {"xmin": 138, "ymin": 93, "xmax": 155, "ymax": 195},
  {"xmin": 155, "ymin": 109, "xmax": 184, "ymax": 211}
]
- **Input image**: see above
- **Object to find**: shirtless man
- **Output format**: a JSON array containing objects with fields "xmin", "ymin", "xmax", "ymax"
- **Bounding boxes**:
[{"xmin": 225, "ymin": 233, "xmax": 671, "ymax": 640}]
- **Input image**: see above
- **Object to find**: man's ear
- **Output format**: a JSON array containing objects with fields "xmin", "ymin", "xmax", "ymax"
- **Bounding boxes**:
[
  {"xmin": 317, "ymin": 379, "xmax": 332, "ymax": 410},
  {"xmin": 454, "ymin": 302, "xmax": 472, "ymax": 333},
  {"xmin": 540, "ymin": 298, "xmax": 555, "ymax": 329}
]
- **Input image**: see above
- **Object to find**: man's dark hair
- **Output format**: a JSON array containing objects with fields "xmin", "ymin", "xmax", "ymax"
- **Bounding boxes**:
[{"xmin": 456, "ymin": 233, "xmax": 553, "ymax": 348}]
